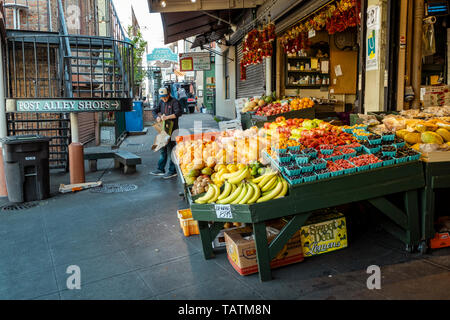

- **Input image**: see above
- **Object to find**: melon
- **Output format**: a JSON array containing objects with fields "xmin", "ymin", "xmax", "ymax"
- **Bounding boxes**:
[{"xmin": 421, "ymin": 131, "xmax": 444, "ymax": 145}]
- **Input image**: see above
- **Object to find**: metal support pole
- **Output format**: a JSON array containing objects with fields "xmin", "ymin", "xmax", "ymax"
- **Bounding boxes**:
[
  {"xmin": 411, "ymin": 0, "xmax": 424, "ymax": 109},
  {"xmin": 0, "ymin": 38, "xmax": 7, "ymax": 139},
  {"xmin": 0, "ymin": 37, "xmax": 8, "ymax": 196},
  {"xmin": 70, "ymin": 112, "xmax": 79, "ymax": 143},
  {"xmin": 265, "ymin": 57, "xmax": 272, "ymax": 96},
  {"xmin": 397, "ymin": 0, "xmax": 409, "ymax": 111}
]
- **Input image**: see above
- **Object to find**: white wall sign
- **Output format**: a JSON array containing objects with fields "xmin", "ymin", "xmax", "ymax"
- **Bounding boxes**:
[
  {"xmin": 367, "ymin": 6, "xmax": 381, "ymax": 30},
  {"xmin": 179, "ymin": 52, "xmax": 211, "ymax": 71}
]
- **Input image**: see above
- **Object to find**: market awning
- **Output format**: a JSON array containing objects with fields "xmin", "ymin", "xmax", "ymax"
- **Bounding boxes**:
[
  {"xmin": 148, "ymin": 0, "xmax": 265, "ymax": 13},
  {"xmin": 160, "ymin": 10, "xmax": 242, "ymax": 45}
]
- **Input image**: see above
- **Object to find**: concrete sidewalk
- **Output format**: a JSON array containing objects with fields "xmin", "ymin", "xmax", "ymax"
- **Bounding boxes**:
[{"xmin": 0, "ymin": 113, "xmax": 449, "ymax": 300}]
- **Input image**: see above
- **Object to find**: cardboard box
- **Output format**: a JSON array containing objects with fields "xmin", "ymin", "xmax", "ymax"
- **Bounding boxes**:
[
  {"xmin": 224, "ymin": 222, "xmax": 304, "ymax": 276},
  {"xmin": 212, "ymin": 224, "xmax": 246, "ymax": 249},
  {"xmin": 300, "ymin": 212, "xmax": 348, "ymax": 257}
]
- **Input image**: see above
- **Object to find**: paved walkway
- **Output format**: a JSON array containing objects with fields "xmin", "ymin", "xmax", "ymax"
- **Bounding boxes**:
[{"xmin": 0, "ymin": 113, "xmax": 449, "ymax": 300}]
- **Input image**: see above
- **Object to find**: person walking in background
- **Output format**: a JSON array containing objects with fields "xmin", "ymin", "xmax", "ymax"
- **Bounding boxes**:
[
  {"xmin": 151, "ymin": 87, "xmax": 182, "ymax": 179},
  {"xmin": 178, "ymin": 86, "xmax": 188, "ymax": 114}
]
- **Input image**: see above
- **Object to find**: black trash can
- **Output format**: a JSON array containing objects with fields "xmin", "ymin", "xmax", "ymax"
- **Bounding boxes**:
[{"xmin": 1, "ymin": 135, "xmax": 51, "ymax": 203}]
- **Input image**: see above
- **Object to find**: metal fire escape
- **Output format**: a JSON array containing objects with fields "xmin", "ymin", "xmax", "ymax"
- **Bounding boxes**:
[{"xmin": 3, "ymin": 0, "xmax": 134, "ymax": 170}]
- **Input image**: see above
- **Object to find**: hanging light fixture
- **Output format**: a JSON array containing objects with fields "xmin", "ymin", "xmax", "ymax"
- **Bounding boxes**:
[
  {"xmin": 160, "ymin": 1, "xmax": 167, "ymax": 7},
  {"xmin": 191, "ymin": 0, "xmax": 197, "ymax": 3}
]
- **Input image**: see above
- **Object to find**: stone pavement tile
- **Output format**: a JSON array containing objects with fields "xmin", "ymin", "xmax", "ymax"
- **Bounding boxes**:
[
  {"xmin": 297, "ymin": 285, "xmax": 388, "ymax": 300},
  {"xmin": 138, "ymin": 253, "xmax": 237, "ymax": 296},
  {"xmin": 0, "ymin": 268, "xmax": 58, "ymax": 300},
  {"xmin": 0, "ymin": 233, "xmax": 53, "ymax": 278},
  {"xmin": 53, "ymin": 251, "xmax": 135, "ymax": 291},
  {"xmin": 109, "ymin": 213, "xmax": 187, "ymax": 250},
  {"xmin": 48, "ymin": 231, "xmax": 122, "ymax": 267},
  {"xmin": 33, "ymin": 292, "xmax": 61, "ymax": 300},
  {"xmin": 332, "ymin": 258, "xmax": 449, "ymax": 292},
  {"xmin": 208, "ymin": 253, "xmax": 303, "ymax": 300},
  {"xmin": 0, "ymin": 207, "xmax": 44, "ymax": 241},
  {"xmin": 155, "ymin": 274, "xmax": 264, "ymax": 300},
  {"xmin": 369, "ymin": 272, "xmax": 450, "ymax": 300},
  {"xmin": 287, "ymin": 272, "xmax": 365, "ymax": 300},
  {"xmin": 59, "ymin": 271, "xmax": 154, "ymax": 300},
  {"xmin": 423, "ymin": 254, "xmax": 450, "ymax": 268},
  {"xmin": 122, "ymin": 231, "xmax": 201, "ymax": 270}
]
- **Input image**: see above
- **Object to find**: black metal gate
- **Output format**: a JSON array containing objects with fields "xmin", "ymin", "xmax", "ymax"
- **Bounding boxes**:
[{"xmin": 6, "ymin": 113, "xmax": 70, "ymax": 171}]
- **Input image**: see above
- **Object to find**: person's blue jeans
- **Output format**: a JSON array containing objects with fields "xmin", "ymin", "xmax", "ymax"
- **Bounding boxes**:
[{"xmin": 157, "ymin": 141, "xmax": 176, "ymax": 174}]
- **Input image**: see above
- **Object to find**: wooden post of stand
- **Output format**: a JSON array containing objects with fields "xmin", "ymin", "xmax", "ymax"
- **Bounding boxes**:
[
  {"xmin": 411, "ymin": 0, "xmax": 424, "ymax": 109},
  {"xmin": 397, "ymin": 0, "xmax": 409, "ymax": 111}
]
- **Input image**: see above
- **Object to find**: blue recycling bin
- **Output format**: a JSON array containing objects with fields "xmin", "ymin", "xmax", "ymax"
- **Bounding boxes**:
[{"xmin": 125, "ymin": 101, "xmax": 144, "ymax": 132}]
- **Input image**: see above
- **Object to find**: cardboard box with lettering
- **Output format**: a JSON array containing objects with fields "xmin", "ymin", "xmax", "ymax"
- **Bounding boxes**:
[
  {"xmin": 224, "ymin": 221, "xmax": 304, "ymax": 276},
  {"xmin": 300, "ymin": 212, "xmax": 348, "ymax": 257}
]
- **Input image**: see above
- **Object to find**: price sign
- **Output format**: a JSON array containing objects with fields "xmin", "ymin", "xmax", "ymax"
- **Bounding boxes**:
[{"xmin": 215, "ymin": 204, "xmax": 233, "ymax": 220}]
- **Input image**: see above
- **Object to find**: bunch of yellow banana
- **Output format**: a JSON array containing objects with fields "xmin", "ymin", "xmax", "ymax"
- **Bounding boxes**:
[
  {"xmin": 194, "ymin": 183, "xmax": 221, "ymax": 204},
  {"xmin": 195, "ymin": 171, "xmax": 288, "ymax": 205},
  {"xmin": 211, "ymin": 164, "xmax": 248, "ymax": 187},
  {"xmin": 252, "ymin": 172, "xmax": 288, "ymax": 203}
]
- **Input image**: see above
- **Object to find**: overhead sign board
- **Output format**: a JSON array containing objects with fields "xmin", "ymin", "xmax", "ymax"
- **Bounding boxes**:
[
  {"xmin": 179, "ymin": 52, "xmax": 211, "ymax": 71},
  {"xmin": 6, "ymin": 99, "xmax": 133, "ymax": 113},
  {"xmin": 147, "ymin": 48, "xmax": 179, "ymax": 63}
]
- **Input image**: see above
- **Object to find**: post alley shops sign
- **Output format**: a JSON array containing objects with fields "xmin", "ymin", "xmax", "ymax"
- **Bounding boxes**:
[{"xmin": 6, "ymin": 98, "xmax": 133, "ymax": 113}]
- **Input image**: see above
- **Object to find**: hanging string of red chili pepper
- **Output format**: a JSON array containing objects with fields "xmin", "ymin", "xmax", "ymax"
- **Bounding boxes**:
[
  {"xmin": 281, "ymin": 0, "xmax": 361, "ymax": 54},
  {"xmin": 240, "ymin": 22, "xmax": 275, "ymax": 80}
]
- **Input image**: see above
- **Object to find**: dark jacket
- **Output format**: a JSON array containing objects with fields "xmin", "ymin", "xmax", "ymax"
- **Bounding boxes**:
[{"xmin": 152, "ymin": 96, "xmax": 182, "ymax": 131}]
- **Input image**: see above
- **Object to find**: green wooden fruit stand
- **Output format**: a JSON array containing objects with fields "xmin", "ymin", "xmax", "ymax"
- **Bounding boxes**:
[
  {"xmin": 186, "ymin": 160, "xmax": 425, "ymax": 282},
  {"xmin": 420, "ymin": 160, "xmax": 450, "ymax": 253}
]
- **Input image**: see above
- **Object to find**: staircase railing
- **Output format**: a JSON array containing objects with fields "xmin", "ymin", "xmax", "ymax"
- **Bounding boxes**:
[
  {"xmin": 57, "ymin": 0, "xmax": 73, "ymax": 98},
  {"xmin": 108, "ymin": 0, "xmax": 133, "ymax": 97}
]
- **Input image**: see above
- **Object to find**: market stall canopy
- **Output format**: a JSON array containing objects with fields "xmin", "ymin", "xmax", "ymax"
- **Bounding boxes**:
[
  {"xmin": 159, "ymin": 9, "xmax": 244, "ymax": 45},
  {"xmin": 148, "ymin": 0, "xmax": 265, "ymax": 13}
]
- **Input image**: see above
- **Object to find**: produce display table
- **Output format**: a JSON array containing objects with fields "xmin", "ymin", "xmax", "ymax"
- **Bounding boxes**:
[
  {"xmin": 420, "ymin": 161, "xmax": 450, "ymax": 252},
  {"xmin": 187, "ymin": 161, "xmax": 425, "ymax": 282},
  {"xmin": 243, "ymin": 107, "xmax": 316, "ymax": 128}
]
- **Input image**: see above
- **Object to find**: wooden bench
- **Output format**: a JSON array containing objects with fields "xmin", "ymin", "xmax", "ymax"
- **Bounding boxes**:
[{"xmin": 84, "ymin": 150, "xmax": 142, "ymax": 174}]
